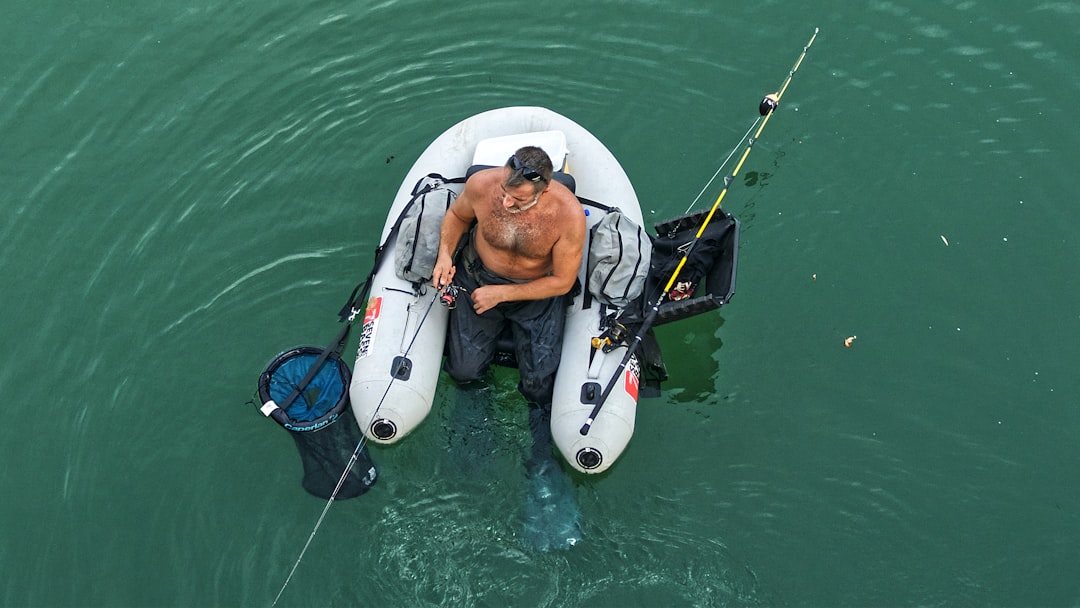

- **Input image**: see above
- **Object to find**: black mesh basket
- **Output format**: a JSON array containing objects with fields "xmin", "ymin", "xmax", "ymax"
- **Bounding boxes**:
[{"xmin": 258, "ymin": 347, "xmax": 376, "ymax": 499}]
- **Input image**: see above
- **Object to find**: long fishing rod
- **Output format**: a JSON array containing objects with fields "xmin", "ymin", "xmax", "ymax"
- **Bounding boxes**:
[
  {"xmin": 271, "ymin": 286, "xmax": 445, "ymax": 607},
  {"xmin": 684, "ymin": 117, "xmax": 761, "ymax": 214},
  {"xmin": 581, "ymin": 27, "xmax": 819, "ymax": 436}
]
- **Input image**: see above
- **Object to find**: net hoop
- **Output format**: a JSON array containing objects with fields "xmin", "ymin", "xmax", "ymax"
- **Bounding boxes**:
[{"xmin": 257, "ymin": 346, "xmax": 351, "ymax": 432}]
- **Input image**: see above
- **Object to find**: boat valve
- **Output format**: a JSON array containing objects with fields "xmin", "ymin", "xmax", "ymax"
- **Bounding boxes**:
[
  {"xmin": 370, "ymin": 419, "xmax": 397, "ymax": 440},
  {"xmin": 576, "ymin": 448, "xmax": 603, "ymax": 470}
]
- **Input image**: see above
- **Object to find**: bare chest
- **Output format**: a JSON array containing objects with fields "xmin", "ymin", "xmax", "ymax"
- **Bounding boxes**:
[{"xmin": 478, "ymin": 202, "xmax": 557, "ymax": 260}]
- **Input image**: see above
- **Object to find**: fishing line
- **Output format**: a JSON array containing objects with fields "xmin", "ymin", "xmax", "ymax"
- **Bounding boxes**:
[
  {"xmin": 581, "ymin": 27, "xmax": 819, "ymax": 436},
  {"xmin": 271, "ymin": 286, "xmax": 445, "ymax": 607},
  {"xmin": 684, "ymin": 117, "xmax": 761, "ymax": 214}
]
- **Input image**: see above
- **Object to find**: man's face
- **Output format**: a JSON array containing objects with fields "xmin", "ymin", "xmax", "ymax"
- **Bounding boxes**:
[{"xmin": 501, "ymin": 183, "xmax": 541, "ymax": 214}]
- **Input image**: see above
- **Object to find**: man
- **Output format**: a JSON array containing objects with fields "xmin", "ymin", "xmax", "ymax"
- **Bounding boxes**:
[
  {"xmin": 433, "ymin": 146, "xmax": 587, "ymax": 550},
  {"xmin": 431, "ymin": 146, "xmax": 586, "ymax": 409}
]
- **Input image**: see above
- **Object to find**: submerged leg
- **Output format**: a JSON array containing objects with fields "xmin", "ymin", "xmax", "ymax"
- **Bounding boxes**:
[
  {"xmin": 444, "ymin": 380, "xmax": 496, "ymax": 474},
  {"xmin": 522, "ymin": 404, "xmax": 582, "ymax": 551}
]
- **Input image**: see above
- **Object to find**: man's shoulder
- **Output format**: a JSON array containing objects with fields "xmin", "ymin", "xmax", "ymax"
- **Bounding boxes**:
[
  {"xmin": 548, "ymin": 188, "xmax": 585, "ymax": 243},
  {"xmin": 550, "ymin": 184, "xmax": 584, "ymax": 216},
  {"xmin": 460, "ymin": 169, "xmax": 501, "ymax": 203},
  {"xmin": 469, "ymin": 166, "xmax": 504, "ymax": 184}
]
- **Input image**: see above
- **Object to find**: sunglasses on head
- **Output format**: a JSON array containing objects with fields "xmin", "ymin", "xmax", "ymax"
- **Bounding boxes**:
[{"xmin": 508, "ymin": 155, "xmax": 544, "ymax": 182}]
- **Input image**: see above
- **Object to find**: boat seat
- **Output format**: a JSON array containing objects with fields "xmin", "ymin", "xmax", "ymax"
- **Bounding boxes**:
[
  {"xmin": 472, "ymin": 130, "xmax": 569, "ymax": 170},
  {"xmin": 465, "ymin": 164, "xmax": 576, "ymax": 193}
]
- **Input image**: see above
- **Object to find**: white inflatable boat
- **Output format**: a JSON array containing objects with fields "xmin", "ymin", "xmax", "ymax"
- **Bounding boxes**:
[{"xmin": 349, "ymin": 106, "xmax": 647, "ymax": 474}]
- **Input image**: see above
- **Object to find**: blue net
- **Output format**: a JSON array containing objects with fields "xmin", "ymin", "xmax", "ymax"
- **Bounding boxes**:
[
  {"xmin": 266, "ymin": 350, "xmax": 348, "ymax": 423},
  {"xmin": 257, "ymin": 346, "xmax": 377, "ymax": 499}
]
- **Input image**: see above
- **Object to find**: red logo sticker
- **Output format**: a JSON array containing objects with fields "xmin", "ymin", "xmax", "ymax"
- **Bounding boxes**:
[
  {"xmin": 364, "ymin": 296, "xmax": 382, "ymax": 324},
  {"xmin": 357, "ymin": 296, "xmax": 382, "ymax": 360},
  {"xmin": 624, "ymin": 355, "xmax": 640, "ymax": 400}
]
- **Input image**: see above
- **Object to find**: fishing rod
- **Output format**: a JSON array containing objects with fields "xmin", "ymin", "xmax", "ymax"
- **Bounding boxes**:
[
  {"xmin": 581, "ymin": 27, "xmax": 819, "ymax": 436},
  {"xmin": 683, "ymin": 117, "xmax": 761, "ymax": 215},
  {"xmin": 271, "ymin": 286, "xmax": 446, "ymax": 607}
]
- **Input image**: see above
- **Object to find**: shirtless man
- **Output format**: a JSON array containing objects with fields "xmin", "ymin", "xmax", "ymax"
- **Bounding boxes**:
[{"xmin": 431, "ymin": 146, "xmax": 586, "ymax": 409}]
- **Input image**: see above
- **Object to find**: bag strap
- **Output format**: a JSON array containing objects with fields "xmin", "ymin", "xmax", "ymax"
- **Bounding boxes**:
[
  {"xmin": 578, "ymin": 196, "xmax": 615, "ymax": 213},
  {"xmin": 275, "ymin": 173, "xmax": 466, "ymax": 415}
]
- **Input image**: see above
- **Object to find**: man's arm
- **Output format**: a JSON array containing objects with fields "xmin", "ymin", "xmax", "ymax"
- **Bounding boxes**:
[{"xmin": 431, "ymin": 184, "xmax": 478, "ymax": 289}]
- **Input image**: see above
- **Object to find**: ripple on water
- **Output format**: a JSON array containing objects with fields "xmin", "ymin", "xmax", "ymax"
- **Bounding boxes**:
[{"xmin": 7, "ymin": 1, "xmax": 1080, "ymax": 606}]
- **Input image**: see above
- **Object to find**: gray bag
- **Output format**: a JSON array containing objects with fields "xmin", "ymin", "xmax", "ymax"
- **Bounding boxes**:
[
  {"xmin": 587, "ymin": 209, "xmax": 652, "ymax": 308},
  {"xmin": 394, "ymin": 175, "xmax": 458, "ymax": 284}
]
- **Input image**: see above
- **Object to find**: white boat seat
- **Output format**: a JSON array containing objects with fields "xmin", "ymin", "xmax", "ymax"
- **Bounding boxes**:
[{"xmin": 472, "ymin": 130, "xmax": 569, "ymax": 170}]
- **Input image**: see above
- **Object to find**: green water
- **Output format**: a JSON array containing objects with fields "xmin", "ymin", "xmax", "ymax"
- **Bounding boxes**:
[{"xmin": 3, "ymin": 1, "xmax": 1079, "ymax": 606}]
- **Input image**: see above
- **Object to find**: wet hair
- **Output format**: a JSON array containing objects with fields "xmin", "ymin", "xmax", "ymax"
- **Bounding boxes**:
[{"xmin": 504, "ymin": 146, "xmax": 553, "ymax": 191}]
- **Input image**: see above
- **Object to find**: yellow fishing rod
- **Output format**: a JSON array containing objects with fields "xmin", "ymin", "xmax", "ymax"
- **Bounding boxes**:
[
  {"xmin": 581, "ymin": 27, "xmax": 819, "ymax": 436},
  {"xmin": 664, "ymin": 27, "xmax": 818, "ymax": 294}
]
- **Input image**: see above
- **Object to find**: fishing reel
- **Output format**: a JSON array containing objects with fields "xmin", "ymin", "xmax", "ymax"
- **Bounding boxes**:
[
  {"xmin": 439, "ymin": 284, "xmax": 464, "ymax": 309},
  {"xmin": 591, "ymin": 313, "xmax": 631, "ymax": 353}
]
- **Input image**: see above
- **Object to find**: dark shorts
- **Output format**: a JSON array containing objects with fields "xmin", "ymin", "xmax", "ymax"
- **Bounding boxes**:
[{"xmin": 444, "ymin": 235, "xmax": 566, "ymax": 409}]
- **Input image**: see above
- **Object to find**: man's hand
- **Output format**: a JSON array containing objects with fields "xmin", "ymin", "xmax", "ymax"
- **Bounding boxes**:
[
  {"xmin": 431, "ymin": 254, "xmax": 455, "ymax": 289},
  {"xmin": 469, "ymin": 285, "xmax": 506, "ymax": 315}
]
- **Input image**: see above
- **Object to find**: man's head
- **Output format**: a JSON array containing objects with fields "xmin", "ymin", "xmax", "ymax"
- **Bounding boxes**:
[{"xmin": 504, "ymin": 146, "xmax": 553, "ymax": 193}]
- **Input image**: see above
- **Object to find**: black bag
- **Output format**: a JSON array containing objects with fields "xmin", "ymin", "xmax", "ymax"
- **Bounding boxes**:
[{"xmin": 645, "ymin": 208, "xmax": 740, "ymax": 326}]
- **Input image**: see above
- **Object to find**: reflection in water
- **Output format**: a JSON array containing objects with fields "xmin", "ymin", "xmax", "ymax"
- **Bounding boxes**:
[{"xmin": 656, "ymin": 316, "xmax": 727, "ymax": 404}]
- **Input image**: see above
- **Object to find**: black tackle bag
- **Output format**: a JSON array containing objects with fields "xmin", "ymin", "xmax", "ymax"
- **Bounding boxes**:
[{"xmin": 645, "ymin": 207, "xmax": 740, "ymax": 325}]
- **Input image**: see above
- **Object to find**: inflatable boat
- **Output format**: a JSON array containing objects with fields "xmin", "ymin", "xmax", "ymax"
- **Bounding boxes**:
[
  {"xmin": 347, "ymin": 106, "xmax": 648, "ymax": 474},
  {"xmin": 349, "ymin": 106, "xmax": 739, "ymax": 474}
]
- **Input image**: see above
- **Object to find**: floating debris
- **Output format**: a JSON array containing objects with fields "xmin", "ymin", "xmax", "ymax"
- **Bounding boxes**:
[
  {"xmin": 844, "ymin": 336, "xmax": 857, "ymax": 348},
  {"xmin": 940, "ymin": 235, "xmax": 949, "ymax": 246}
]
